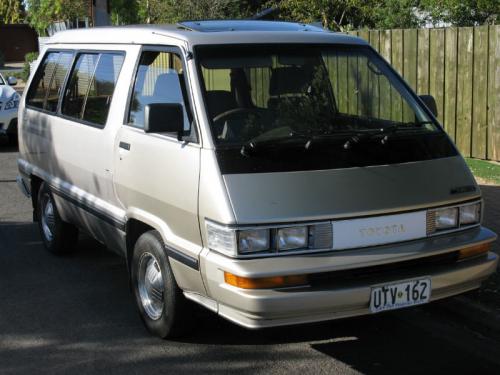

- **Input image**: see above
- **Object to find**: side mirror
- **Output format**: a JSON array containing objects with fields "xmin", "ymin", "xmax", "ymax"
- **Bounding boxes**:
[
  {"xmin": 7, "ymin": 76, "xmax": 17, "ymax": 86},
  {"xmin": 144, "ymin": 103, "xmax": 184, "ymax": 140},
  {"xmin": 419, "ymin": 94, "xmax": 437, "ymax": 117}
]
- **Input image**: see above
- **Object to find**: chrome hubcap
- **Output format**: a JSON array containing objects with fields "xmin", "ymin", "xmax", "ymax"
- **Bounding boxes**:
[
  {"xmin": 41, "ymin": 196, "xmax": 55, "ymax": 242},
  {"xmin": 138, "ymin": 252, "xmax": 165, "ymax": 320}
]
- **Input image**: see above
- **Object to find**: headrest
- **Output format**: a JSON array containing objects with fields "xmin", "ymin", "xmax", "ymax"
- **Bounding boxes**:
[
  {"xmin": 153, "ymin": 71, "xmax": 183, "ymax": 103},
  {"xmin": 269, "ymin": 67, "xmax": 312, "ymax": 96}
]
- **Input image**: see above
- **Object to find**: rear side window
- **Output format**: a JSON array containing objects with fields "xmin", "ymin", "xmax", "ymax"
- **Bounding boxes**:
[
  {"xmin": 27, "ymin": 51, "xmax": 73, "ymax": 111},
  {"xmin": 62, "ymin": 52, "xmax": 124, "ymax": 127}
]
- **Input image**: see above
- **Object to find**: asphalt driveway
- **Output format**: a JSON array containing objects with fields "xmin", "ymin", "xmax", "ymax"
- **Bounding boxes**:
[{"xmin": 1, "ymin": 142, "xmax": 500, "ymax": 375}]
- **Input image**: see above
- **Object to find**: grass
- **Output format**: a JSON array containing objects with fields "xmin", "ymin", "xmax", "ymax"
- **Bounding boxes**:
[{"xmin": 465, "ymin": 158, "xmax": 500, "ymax": 185}]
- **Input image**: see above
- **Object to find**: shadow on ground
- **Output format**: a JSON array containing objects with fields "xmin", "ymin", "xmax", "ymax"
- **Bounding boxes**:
[
  {"xmin": 0, "ymin": 137, "xmax": 18, "ymax": 152},
  {"xmin": 1, "ymin": 221, "xmax": 500, "ymax": 374}
]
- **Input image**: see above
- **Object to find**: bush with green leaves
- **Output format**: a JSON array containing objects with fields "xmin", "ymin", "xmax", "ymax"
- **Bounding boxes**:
[{"xmin": 21, "ymin": 52, "xmax": 39, "ymax": 82}]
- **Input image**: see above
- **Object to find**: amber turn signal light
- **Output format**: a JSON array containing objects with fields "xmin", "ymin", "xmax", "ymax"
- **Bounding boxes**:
[
  {"xmin": 458, "ymin": 242, "xmax": 491, "ymax": 260},
  {"xmin": 224, "ymin": 272, "xmax": 308, "ymax": 289}
]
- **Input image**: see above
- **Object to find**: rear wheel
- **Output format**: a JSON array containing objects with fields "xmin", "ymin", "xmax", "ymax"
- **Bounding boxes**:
[
  {"xmin": 131, "ymin": 230, "xmax": 193, "ymax": 338},
  {"xmin": 37, "ymin": 182, "xmax": 78, "ymax": 254}
]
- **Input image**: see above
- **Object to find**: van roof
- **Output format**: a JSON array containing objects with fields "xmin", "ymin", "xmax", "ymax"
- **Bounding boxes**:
[
  {"xmin": 177, "ymin": 20, "xmax": 325, "ymax": 32},
  {"xmin": 45, "ymin": 20, "xmax": 367, "ymax": 47}
]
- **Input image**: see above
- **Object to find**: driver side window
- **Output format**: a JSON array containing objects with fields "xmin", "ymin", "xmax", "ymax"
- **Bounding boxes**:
[{"xmin": 128, "ymin": 50, "xmax": 192, "ymax": 134}]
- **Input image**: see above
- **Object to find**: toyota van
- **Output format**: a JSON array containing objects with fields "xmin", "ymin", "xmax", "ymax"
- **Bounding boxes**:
[{"xmin": 17, "ymin": 21, "xmax": 498, "ymax": 338}]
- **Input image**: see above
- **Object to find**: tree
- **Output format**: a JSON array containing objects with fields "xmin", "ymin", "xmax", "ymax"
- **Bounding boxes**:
[
  {"xmin": 373, "ymin": 0, "xmax": 422, "ymax": 29},
  {"xmin": 135, "ymin": 0, "xmax": 243, "ymax": 24},
  {"xmin": 0, "ymin": 0, "xmax": 25, "ymax": 24},
  {"xmin": 421, "ymin": 0, "xmax": 499, "ymax": 26},
  {"xmin": 108, "ymin": 0, "xmax": 265, "ymax": 25},
  {"xmin": 25, "ymin": 0, "xmax": 87, "ymax": 36},
  {"xmin": 110, "ymin": 0, "xmax": 139, "ymax": 25},
  {"xmin": 266, "ymin": 0, "xmax": 422, "ymax": 31},
  {"xmin": 268, "ymin": 0, "xmax": 498, "ymax": 29}
]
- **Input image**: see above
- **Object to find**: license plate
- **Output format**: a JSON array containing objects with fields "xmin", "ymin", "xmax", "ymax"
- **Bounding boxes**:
[{"xmin": 370, "ymin": 278, "xmax": 431, "ymax": 313}]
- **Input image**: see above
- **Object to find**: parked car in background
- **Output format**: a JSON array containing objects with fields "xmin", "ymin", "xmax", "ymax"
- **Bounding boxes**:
[
  {"xmin": 16, "ymin": 21, "xmax": 498, "ymax": 338},
  {"xmin": 0, "ymin": 72, "xmax": 20, "ymax": 144}
]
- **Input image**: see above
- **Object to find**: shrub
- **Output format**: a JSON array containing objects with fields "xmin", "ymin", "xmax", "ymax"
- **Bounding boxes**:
[{"xmin": 21, "ymin": 52, "xmax": 39, "ymax": 82}]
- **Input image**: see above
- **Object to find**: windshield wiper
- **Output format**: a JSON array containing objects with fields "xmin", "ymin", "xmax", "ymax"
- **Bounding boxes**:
[
  {"xmin": 240, "ymin": 122, "xmax": 436, "ymax": 156},
  {"xmin": 342, "ymin": 127, "xmax": 391, "ymax": 150},
  {"xmin": 240, "ymin": 131, "xmax": 312, "ymax": 156},
  {"xmin": 343, "ymin": 122, "xmax": 434, "ymax": 150}
]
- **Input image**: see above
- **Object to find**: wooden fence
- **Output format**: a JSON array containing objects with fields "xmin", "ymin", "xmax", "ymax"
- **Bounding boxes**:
[{"xmin": 349, "ymin": 26, "xmax": 500, "ymax": 162}]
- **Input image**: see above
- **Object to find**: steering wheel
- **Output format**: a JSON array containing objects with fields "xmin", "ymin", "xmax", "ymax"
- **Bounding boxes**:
[
  {"xmin": 212, "ymin": 107, "xmax": 267, "ymax": 141},
  {"xmin": 212, "ymin": 107, "xmax": 264, "ymax": 123}
]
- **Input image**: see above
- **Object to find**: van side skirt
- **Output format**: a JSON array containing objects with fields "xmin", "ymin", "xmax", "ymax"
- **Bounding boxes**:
[{"xmin": 51, "ymin": 186, "xmax": 126, "ymax": 231}]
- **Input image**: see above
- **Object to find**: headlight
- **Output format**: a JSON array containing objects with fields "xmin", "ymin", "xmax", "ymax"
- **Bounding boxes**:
[
  {"xmin": 277, "ymin": 226, "xmax": 308, "ymax": 250},
  {"xmin": 238, "ymin": 229, "xmax": 270, "ymax": 253},
  {"xmin": 4, "ymin": 95, "xmax": 19, "ymax": 110},
  {"xmin": 206, "ymin": 221, "xmax": 236, "ymax": 256},
  {"xmin": 434, "ymin": 207, "xmax": 458, "ymax": 230},
  {"xmin": 428, "ymin": 201, "xmax": 481, "ymax": 234},
  {"xmin": 460, "ymin": 203, "xmax": 480, "ymax": 225},
  {"xmin": 205, "ymin": 221, "xmax": 330, "ymax": 257}
]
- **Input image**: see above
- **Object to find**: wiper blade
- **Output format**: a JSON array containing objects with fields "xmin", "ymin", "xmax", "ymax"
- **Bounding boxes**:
[
  {"xmin": 343, "ymin": 122, "xmax": 434, "ymax": 150},
  {"xmin": 342, "ymin": 127, "xmax": 390, "ymax": 149},
  {"xmin": 240, "ymin": 131, "xmax": 310, "ymax": 156}
]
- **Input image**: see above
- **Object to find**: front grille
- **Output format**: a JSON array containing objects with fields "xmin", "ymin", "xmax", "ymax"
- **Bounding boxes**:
[
  {"xmin": 308, "ymin": 251, "xmax": 459, "ymax": 287},
  {"xmin": 426, "ymin": 210, "xmax": 436, "ymax": 235},
  {"xmin": 309, "ymin": 222, "xmax": 333, "ymax": 249}
]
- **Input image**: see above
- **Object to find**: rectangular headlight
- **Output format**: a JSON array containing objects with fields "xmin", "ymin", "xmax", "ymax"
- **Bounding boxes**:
[
  {"xmin": 206, "ymin": 220, "xmax": 329, "ymax": 257},
  {"xmin": 460, "ymin": 203, "xmax": 480, "ymax": 225},
  {"xmin": 206, "ymin": 221, "xmax": 236, "ymax": 256},
  {"xmin": 277, "ymin": 226, "xmax": 308, "ymax": 250},
  {"xmin": 434, "ymin": 207, "xmax": 458, "ymax": 230},
  {"xmin": 238, "ymin": 229, "xmax": 270, "ymax": 253}
]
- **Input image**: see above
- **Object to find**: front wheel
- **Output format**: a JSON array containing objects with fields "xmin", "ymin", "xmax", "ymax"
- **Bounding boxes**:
[
  {"xmin": 131, "ymin": 231, "xmax": 193, "ymax": 338},
  {"xmin": 37, "ymin": 182, "xmax": 78, "ymax": 254}
]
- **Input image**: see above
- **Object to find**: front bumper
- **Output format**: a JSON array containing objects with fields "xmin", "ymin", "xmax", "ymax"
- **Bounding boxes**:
[
  {"xmin": 198, "ymin": 226, "xmax": 498, "ymax": 329},
  {"xmin": 0, "ymin": 109, "xmax": 17, "ymax": 135}
]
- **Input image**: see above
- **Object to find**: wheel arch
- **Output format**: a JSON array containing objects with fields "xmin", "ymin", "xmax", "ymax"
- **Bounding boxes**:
[
  {"xmin": 125, "ymin": 218, "xmax": 156, "ymax": 273},
  {"xmin": 124, "ymin": 210, "xmax": 206, "ymax": 295}
]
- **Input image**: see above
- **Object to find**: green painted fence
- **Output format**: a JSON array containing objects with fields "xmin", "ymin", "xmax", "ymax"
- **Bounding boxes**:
[{"xmin": 350, "ymin": 26, "xmax": 500, "ymax": 162}]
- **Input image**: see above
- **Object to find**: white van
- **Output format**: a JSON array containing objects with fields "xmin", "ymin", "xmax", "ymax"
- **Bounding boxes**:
[{"xmin": 17, "ymin": 21, "xmax": 497, "ymax": 338}]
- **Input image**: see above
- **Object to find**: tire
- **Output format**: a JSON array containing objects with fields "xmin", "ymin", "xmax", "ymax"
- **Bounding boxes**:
[
  {"xmin": 7, "ymin": 133, "xmax": 17, "ymax": 146},
  {"xmin": 37, "ymin": 182, "xmax": 79, "ymax": 254},
  {"xmin": 131, "ymin": 230, "xmax": 193, "ymax": 338},
  {"xmin": 7, "ymin": 120, "xmax": 18, "ymax": 145}
]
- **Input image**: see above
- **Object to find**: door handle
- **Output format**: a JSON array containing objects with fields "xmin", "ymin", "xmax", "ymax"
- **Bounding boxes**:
[
  {"xmin": 118, "ymin": 142, "xmax": 131, "ymax": 161},
  {"xmin": 119, "ymin": 141, "xmax": 131, "ymax": 150}
]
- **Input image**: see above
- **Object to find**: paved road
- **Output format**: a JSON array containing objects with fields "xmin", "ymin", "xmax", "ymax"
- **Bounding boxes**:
[{"xmin": 1, "ymin": 142, "xmax": 500, "ymax": 375}]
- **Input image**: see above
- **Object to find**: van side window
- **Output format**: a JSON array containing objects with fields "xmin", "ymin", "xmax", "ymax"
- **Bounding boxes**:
[
  {"xmin": 128, "ymin": 51, "xmax": 191, "ymax": 132},
  {"xmin": 27, "ymin": 51, "xmax": 73, "ymax": 111},
  {"xmin": 62, "ymin": 52, "xmax": 124, "ymax": 127}
]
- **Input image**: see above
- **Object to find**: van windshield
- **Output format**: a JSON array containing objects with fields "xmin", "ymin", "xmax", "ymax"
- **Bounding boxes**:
[{"xmin": 196, "ymin": 44, "xmax": 457, "ymax": 173}]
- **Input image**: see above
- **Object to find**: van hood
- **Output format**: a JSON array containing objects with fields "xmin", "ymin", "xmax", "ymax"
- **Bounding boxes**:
[{"xmin": 222, "ymin": 156, "xmax": 479, "ymax": 224}]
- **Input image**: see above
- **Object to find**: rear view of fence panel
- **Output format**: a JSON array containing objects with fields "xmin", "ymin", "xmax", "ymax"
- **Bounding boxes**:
[{"xmin": 353, "ymin": 25, "xmax": 500, "ymax": 162}]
